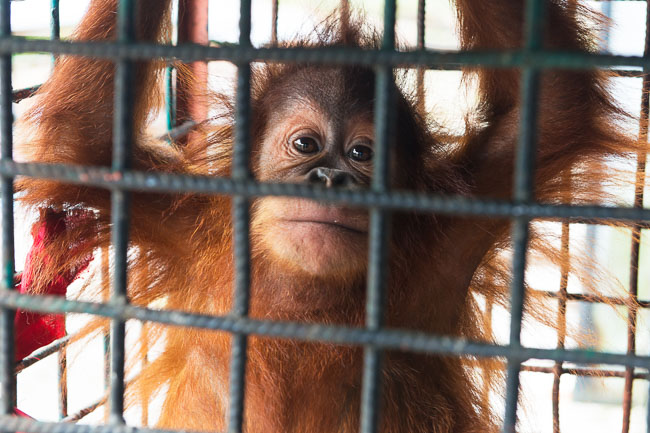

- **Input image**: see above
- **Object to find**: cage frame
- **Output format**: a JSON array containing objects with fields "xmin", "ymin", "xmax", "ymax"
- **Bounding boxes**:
[{"xmin": 0, "ymin": 0, "xmax": 649, "ymax": 432}]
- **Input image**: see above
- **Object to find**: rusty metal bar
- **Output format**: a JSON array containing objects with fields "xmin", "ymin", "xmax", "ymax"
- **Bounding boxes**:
[
  {"xmin": 624, "ymin": 2, "xmax": 650, "ymax": 431},
  {"xmin": 175, "ymin": 0, "xmax": 208, "ymax": 145},
  {"xmin": 522, "ymin": 364, "xmax": 648, "ymax": 379},
  {"xmin": 227, "ymin": 1, "xmax": 252, "ymax": 431},
  {"xmin": 271, "ymin": 0, "xmax": 278, "ymax": 45},
  {"xmin": 359, "ymin": 1, "xmax": 397, "ymax": 431},
  {"xmin": 552, "ymin": 222, "xmax": 570, "ymax": 433},
  {"xmin": 533, "ymin": 290, "xmax": 649, "ymax": 307},
  {"xmin": 502, "ymin": 1, "xmax": 546, "ymax": 431},
  {"xmin": 14, "ymin": 335, "xmax": 71, "ymax": 374},
  {"xmin": 416, "ymin": 0, "xmax": 425, "ymax": 113}
]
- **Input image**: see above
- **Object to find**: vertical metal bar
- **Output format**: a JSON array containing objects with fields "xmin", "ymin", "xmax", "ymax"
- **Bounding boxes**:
[
  {"xmin": 140, "ymin": 324, "xmax": 149, "ymax": 426},
  {"xmin": 647, "ymin": 379, "xmax": 650, "ymax": 433},
  {"xmin": 628, "ymin": 5, "xmax": 650, "ymax": 433},
  {"xmin": 502, "ymin": 1, "xmax": 545, "ymax": 432},
  {"xmin": 227, "ymin": 1, "xmax": 251, "ymax": 432},
  {"xmin": 552, "ymin": 222, "xmax": 570, "ymax": 433},
  {"xmin": 359, "ymin": 2, "xmax": 396, "ymax": 433},
  {"xmin": 50, "ymin": 0, "xmax": 60, "ymax": 67},
  {"xmin": 0, "ymin": 0, "xmax": 14, "ymax": 419},
  {"xmin": 175, "ymin": 0, "xmax": 208, "ymax": 145},
  {"xmin": 50, "ymin": 0, "xmax": 60, "ymax": 41},
  {"xmin": 102, "ymin": 249, "xmax": 111, "ymax": 421},
  {"xmin": 58, "ymin": 348, "xmax": 67, "ymax": 419},
  {"xmin": 165, "ymin": 66, "xmax": 175, "ymax": 132},
  {"xmin": 109, "ymin": 0, "xmax": 137, "ymax": 425},
  {"xmin": 270, "ymin": 0, "xmax": 278, "ymax": 45},
  {"xmin": 51, "ymin": 0, "xmax": 66, "ymax": 419},
  {"xmin": 416, "ymin": 0, "xmax": 425, "ymax": 113}
]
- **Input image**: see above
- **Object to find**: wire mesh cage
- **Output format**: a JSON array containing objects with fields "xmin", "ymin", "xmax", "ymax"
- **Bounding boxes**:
[{"xmin": 0, "ymin": 0, "xmax": 649, "ymax": 432}]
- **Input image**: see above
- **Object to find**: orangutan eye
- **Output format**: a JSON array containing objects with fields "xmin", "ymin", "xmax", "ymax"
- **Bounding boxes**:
[
  {"xmin": 348, "ymin": 144, "xmax": 373, "ymax": 162},
  {"xmin": 293, "ymin": 136, "xmax": 320, "ymax": 154}
]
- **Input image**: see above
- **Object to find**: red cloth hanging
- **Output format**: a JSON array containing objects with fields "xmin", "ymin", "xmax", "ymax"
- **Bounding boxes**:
[{"xmin": 14, "ymin": 209, "xmax": 93, "ymax": 361}]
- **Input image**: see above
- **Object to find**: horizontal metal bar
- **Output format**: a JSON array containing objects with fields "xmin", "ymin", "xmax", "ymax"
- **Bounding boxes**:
[
  {"xmin": 4, "ymin": 161, "xmax": 650, "ymax": 222},
  {"xmin": 11, "ymin": 85, "xmax": 38, "ymax": 102},
  {"xmin": 14, "ymin": 334, "xmax": 70, "ymax": 373},
  {"xmin": 16, "ymin": 341, "xmax": 649, "ymax": 405},
  {"xmin": 158, "ymin": 120, "xmax": 195, "ymax": 142},
  {"xmin": 62, "ymin": 400, "xmax": 103, "ymax": 423},
  {"xmin": 533, "ymin": 290, "xmax": 650, "ymax": 308},
  {"xmin": 0, "ymin": 416, "xmax": 199, "ymax": 433},
  {"xmin": 2, "ymin": 38, "xmax": 650, "ymax": 71},
  {"xmin": 614, "ymin": 69, "xmax": 646, "ymax": 77},
  {"xmin": 62, "ymin": 376, "xmax": 135, "ymax": 423},
  {"xmin": 1, "ymin": 291, "xmax": 650, "ymax": 369},
  {"xmin": 569, "ymin": 218, "xmax": 650, "ymax": 229},
  {"xmin": 521, "ymin": 363, "xmax": 649, "ymax": 379}
]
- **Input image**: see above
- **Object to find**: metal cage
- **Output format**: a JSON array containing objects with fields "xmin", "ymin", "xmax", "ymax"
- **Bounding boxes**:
[{"xmin": 1, "ymin": 0, "xmax": 649, "ymax": 432}]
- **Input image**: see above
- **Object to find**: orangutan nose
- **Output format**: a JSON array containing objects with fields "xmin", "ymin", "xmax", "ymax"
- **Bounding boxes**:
[{"xmin": 307, "ymin": 167, "xmax": 356, "ymax": 188}]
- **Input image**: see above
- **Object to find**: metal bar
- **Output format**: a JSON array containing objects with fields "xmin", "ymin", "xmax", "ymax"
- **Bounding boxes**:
[
  {"xmin": 140, "ymin": 324, "xmax": 149, "ymax": 426},
  {"xmin": 4, "ymin": 416, "xmax": 208, "ymax": 433},
  {"xmin": 633, "ymin": 4, "xmax": 650, "ymax": 433},
  {"xmin": 109, "ymin": 0, "xmax": 137, "ymax": 426},
  {"xmin": 159, "ymin": 120, "xmax": 196, "ymax": 142},
  {"xmin": 50, "ymin": 0, "xmax": 59, "ymax": 40},
  {"xmin": 58, "ymin": 347, "xmax": 67, "ymax": 419},
  {"xmin": 359, "ymin": 213, "xmax": 390, "ymax": 433},
  {"xmin": 11, "ymin": 85, "xmax": 39, "ymax": 102},
  {"xmin": 62, "ymin": 377, "xmax": 135, "ymax": 423},
  {"xmin": 8, "ymin": 38, "xmax": 650, "ymax": 70},
  {"xmin": 14, "ymin": 334, "xmax": 71, "ymax": 373},
  {"xmin": 3, "ymin": 69, "xmax": 647, "ymax": 94},
  {"xmin": 14, "ymin": 338, "xmax": 647, "ymax": 394},
  {"xmin": 521, "ymin": 364, "xmax": 648, "ymax": 378},
  {"xmin": 227, "ymin": 1, "xmax": 252, "ymax": 432},
  {"xmin": 271, "ymin": 0, "xmax": 278, "ymax": 45},
  {"xmin": 63, "ymin": 400, "xmax": 104, "ymax": 423},
  {"xmin": 4, "ymin": 291, "xmax": 650, "ymax": 369},
  {"xmin": 359, "ymin": 1, "xmax": 396, "ymax": 431},
  {"xmin": 3, "ymin": 160, "xmax": 650, "ymax": 222},
  {"xmin": 165, "ymin": 66, "xmax": 175, "ymax": 131},
  {"xmin": 175, "ymin": 0, "xmax": 208, "ymax": 144},
  {"xmin": 503, "ymin": 1, "xmax": 545, "ymax": 431},
  {"xmin": 552, "ymin": 222, "xmax": 570, "ymax": 433},
  {"xmin": 415, "ymin": 0, "xmax": 425, "ymax": 113},
  {"xmin": 10, "ymin": 289, "xmax": 647, "ymax": 368},
  {"xmin": 0, "ymin": 0, "xmax": 14, "ymax": 420},
  {"xmin": 502, "ymin": 221, "xmax": 530, "ymax": 433},
  {"xmin": 50, "ymin": 0, "xmax": 59, "ymax": 66},
  {"xmin": 54, "ymin": 6, "xmax": 66, "ymax": 420},
  {"xmin": 101, "ymin": 250, "xmax": 110, "ymax": 421},
  {"xmin": 534, "ymin": 290, "xmax": 650, "ymax": 307}
]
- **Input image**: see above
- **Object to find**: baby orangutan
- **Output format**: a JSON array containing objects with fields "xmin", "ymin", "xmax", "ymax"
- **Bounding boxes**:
[{"xmin": 17, "ymin": 0, "xmax": 641, "ymax": 432}]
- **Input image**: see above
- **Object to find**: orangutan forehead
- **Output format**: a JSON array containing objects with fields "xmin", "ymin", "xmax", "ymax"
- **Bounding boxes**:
[{"xmin": 270, "ymin": 66, "xmax": 376, "ymax": 121}]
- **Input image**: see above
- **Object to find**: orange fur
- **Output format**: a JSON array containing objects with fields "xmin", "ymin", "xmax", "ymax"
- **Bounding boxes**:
[{"xmin": 16, "ymin": 1, "xmax": 644, "ymax": 432}]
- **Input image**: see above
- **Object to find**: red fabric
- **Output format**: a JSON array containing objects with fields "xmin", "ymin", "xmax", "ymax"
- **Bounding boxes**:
[
  {"xmin": 14, "ymin": 210, "xmax": 93, "ymax": 361},
  {"xmin": 13, "ymin": 408, "xmax": 32, "ymax": 418}
]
